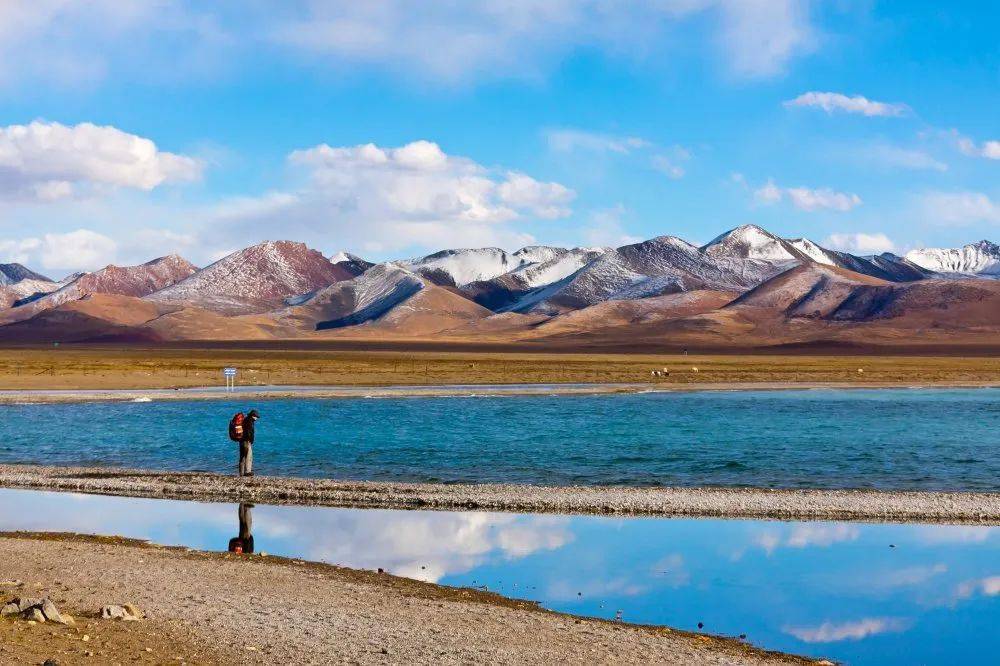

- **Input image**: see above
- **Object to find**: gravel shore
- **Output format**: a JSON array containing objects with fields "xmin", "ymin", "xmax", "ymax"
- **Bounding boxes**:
[
  {"xmin": 1, "ymin": 380, "xmax": 997, "ymax": 404},
  {"xmin": 2, "ymin": 463, "xmax": 998, "ymax": 523},
  {"xmin": 1, "ymin": 533, "xmax": 816, "ymax": 665}
]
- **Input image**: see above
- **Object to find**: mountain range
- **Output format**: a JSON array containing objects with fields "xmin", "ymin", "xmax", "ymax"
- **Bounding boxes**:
[{"xmin": 1, "ymin": 225, "xmax": 999, "ymax": 350}]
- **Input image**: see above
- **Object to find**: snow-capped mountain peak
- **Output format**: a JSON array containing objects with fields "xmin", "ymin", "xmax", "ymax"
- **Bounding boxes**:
[
  {"xmin": 905, "ymin": 240, "xmax": 1000, "ymax": 275},
  {"xmin": 787, "ymin": 238, "xmax": 837, "ymax": 266},
  {"xmin": 0, "ymin": 263, "xmax": 52, "ymax": 286},
  {"xmin": 702, "ymin": 225, "xmax": 801, "ymax": 262},
  {"xmin": 148, "ymin": 240, "xmax": 351, "ymax": 313}
]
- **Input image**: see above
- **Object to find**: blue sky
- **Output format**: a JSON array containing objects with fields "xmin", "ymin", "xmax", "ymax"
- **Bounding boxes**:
[{"xmin": 0, "ymin": 1, "xmax": 997, "ymax": 275}]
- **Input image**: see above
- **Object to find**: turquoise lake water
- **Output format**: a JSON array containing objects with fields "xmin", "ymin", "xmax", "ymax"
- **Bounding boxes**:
[
  {"xmin": 2, "ymin": 488, "xmax": 997, "ymax": 665},
  {"xmin": 1, "ymin": 388, "xmax": 998, "ymax": 490}
]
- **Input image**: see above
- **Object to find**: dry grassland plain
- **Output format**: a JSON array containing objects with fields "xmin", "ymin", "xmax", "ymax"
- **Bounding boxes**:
[{"xmin": 0, "ymin": 344, "xmax": 998, "ymax": 391}]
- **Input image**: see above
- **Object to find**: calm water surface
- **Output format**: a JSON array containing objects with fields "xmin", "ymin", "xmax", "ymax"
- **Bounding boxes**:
[
  {"xmin": 1, "ymin": 488, "xmax": 997, "ymax": 665},
  {"xmin": 1, "ymin": 388, "xmax": 998, "ymax": 490}
]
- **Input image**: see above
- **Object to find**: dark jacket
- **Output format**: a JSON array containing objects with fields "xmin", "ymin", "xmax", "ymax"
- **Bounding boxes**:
[{"xmin": 241, "ymin": 416, "xmax": 256, "ymax": 444}]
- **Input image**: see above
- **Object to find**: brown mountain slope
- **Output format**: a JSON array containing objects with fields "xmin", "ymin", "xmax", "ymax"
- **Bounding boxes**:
[
  {"xmin": 148, "ymin": 241, "xmax": 351, "ymax": 315},
  {"xmin": 0, "ymin": 255, "xmax": 197, "ymax": 325}
]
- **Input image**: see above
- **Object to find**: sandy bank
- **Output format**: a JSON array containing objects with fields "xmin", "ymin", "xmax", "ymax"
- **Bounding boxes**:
[
  {"xmin": 1, "ymin": 380, "xmax": 998, "ymax": 404},
  {"xmin": 1, "ymin": 532, "xmax": 814, "ymax": 665},
  {"xmin": 2, "ymin": 464, "xmax": 998, "ymax": 523}
]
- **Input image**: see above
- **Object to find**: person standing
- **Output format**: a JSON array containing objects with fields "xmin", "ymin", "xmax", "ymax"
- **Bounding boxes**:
[{"xmin": 239, "ymin": 409, "xmax": 259, "ymax": 477}]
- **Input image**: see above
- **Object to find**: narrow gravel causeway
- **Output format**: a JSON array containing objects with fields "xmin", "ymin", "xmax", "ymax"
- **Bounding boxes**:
[{"xmin": 1, "ymin": 463, "xmax": 998, "ymax": 523}]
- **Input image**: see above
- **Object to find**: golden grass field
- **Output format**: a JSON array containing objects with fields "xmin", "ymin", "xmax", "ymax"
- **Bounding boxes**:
[{"xmin": 0, "ymin": 344, "xmax": 999, "ymax": 390}]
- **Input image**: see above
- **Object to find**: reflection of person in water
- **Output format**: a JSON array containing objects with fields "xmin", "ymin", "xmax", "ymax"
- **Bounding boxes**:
[{"xmin": 227, "ymin": 503, "xmax": 255, "ymax": 554}]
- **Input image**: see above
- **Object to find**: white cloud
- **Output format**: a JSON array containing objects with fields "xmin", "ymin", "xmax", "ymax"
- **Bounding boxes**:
[
  {"xmin": 0, "ymin": 1, "xmax": 230, "ymax": 90},
  {"xmin": 865, "ymin": 145, "xmax": 948, "ymax": 172},
  {"xmin": 957, "ymin": 136, "xmax": 1000, "ymax": 160},
  {"xmin": 0, "ymin": 229, "xmax": 118, "ymax": 272},
  {"xmin": 785, "ymin": 524, "xmax": 860, "ymax": 548},
  {"xmin": 0, "ymin": 226, "xmax": 201, "ymax": 274},
  {"xmin": 39, "ymin": 229, "xmax": 117, "ymax": 270},
  {"xmin": 754, "ymin": 179, "xmax": 861, "ymax": 212},
  {"xmin": 497, "ymin": 172, "xmax": 574, "ymax": 219},
  {"xmin": 784, "ymin": 617, "xmax": 910, "ymax": 643},
  {"xmin": 823, "ymin": 232, "xmax": 896, "ymax": 255},
  {"xmin": 546, "ymin": 129, "xmax": 650, "ymax": 154},
  {"xmin": 269, "ymin": 1, "xmax": 816, "ymax": 83},
  {"xmin": 0, "ymin": 121, "xmax": 201, "ymax": 202},
  {"xmin": 716, "ymin": 0, "xmax": 815, "ymax": 78},
  {"xmin": 879, "ymin": 564, "xmax": 948, "ymax": 588},
  {"xmin": 753, "ymin": 179, "xmax": 783, "ymax": 205},
  {"xmin": 785, "ymin": 91, "xmax": 908, "ymax": 117},
  {"xmin": 208, "ymin": 140, "xmax": 573, "ymax": 256},
  {"xmin": 548, "ymin": 129, "xmax": 690, "ymax": 180},
  {"xmin": 753, "ymin": 523, "xmax": 859, "ymax": 555},
  {"xmin": 1, "ymin": 2, "xmax": 818, "ymax": 92},
  {"xmin": 954, "ymin": 575, "xmax": 1000, "ymax": 602},
  {"xmin": 787, "ymin": 188, "xmax": 862, "ymax": 212},
  {"xmin": 919, "ymin": 191, "xmax": 1000, "ymax": 225}
]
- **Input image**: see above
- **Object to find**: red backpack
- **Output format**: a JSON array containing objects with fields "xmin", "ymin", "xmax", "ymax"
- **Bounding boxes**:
[{"xmin": 228, "ymin": 412, "xmax": 245, "ymax": 442}]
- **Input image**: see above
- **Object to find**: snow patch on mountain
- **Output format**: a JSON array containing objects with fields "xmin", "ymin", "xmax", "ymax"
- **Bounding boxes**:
[
  {"xmin": 0, "ymin": 263, "xmax": 52, "ymax": 286},
  {"xmin": 702, "ymin": 225, "xmax": 801, "ymax": 262},
  {"xmin": 787, "ymin": 238, "xmax": 837, "ymax": 266},
  {"xmin": 905, "ymin": 241, "xmax": 1000, "ymax": 275},
  {"xmin": 149, "ymin": 241, "xmax": 349, "ymax": 314},
  {"xmin": 397, "ymin": 248, "xmax": 514, "ymax": 287}
]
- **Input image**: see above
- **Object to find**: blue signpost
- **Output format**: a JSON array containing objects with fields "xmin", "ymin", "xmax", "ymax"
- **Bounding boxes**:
[{"xmin": 223, "ymin": 367, "xmax": 237, "ymax": 392}]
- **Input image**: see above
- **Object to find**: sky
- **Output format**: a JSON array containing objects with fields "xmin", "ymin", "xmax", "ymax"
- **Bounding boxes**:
[{"xmin": 0, "ymin": 0, "xmax": 997, "ymax": 276}]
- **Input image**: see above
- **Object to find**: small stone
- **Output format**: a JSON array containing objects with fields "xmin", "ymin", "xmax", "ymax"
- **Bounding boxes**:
[
  {"xmin": 27, "ymin": 608, "xmax": 46, "ymax": 623},
  {"xmin": 697, "ymin": 622, "xmax": 704, "ymax": 629},
  {"xmin": 17, "ymin": 597, "xmax": 44, "ymax": 612},
  {"xmin": 43, "ymin": 659, "xmax": 59, "ymax": 666},
  {"xmin": 100, "ymin": 605, "xmax": 128, "ymax": 620},
  {"xmin": 82, "ymin": 634, "xmax": 91, "ymax": 642},
  {"xmin": 41, "ymin": 599, "xmax": 64, "ymax": 624},
  {"xmin": 380, "ymin": 647, "xmax": 389, "ymax": 655},
  {"xmin": 61, "ymin": 614, "xmax": 76, "ymax": 626},
  {"xmin": 145, "ymin": 648, "xmax": 153, "ymax": 653},
  {"xmin": 0, "ymin": 603, "xmax": 18, "ymax": 616}
]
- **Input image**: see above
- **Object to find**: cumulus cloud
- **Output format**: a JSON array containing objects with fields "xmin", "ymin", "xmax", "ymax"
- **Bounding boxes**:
[
  {"xmin": 957, "ymin": 135, "xmax": 1000, "ymax": 160},
  {"xmin": 919, "ymin": 191, "xmax": 1000, "ymax": 225},
  {"xmin": 0, "ymin": 228, "xmax": 117, "ymax": 272},
  {"xmin": 785, "ymin": 91, "xmax": 908, "ymax": 117},
  {"xmin": 823, "ymin": 232, "xmax": 896, "ymax": 255},
  {"xmin": 208, "ymin": 140, "xmax": 574, "ymax": 255},
  {"xmin": 784, "ymin": 617, "xmax": 910, "ymax": 643},
  {"xmin": 0, "ymin": 121, "xmax": 201, "ymax": 202},
  {"xmin": 753, "ymin": 179, "xmax": 861, "ymax": 212}
]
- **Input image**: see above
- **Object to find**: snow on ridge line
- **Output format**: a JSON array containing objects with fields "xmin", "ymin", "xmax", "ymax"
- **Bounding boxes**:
[{"xmin": 905, "ymin": 241, "xmax": 1000, "ymax": 275}]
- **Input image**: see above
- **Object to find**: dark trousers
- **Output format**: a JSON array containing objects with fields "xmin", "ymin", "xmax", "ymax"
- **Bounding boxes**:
[{"xmin": 238, "ymin": 442, "xmax": 253, "ymax": 476}]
